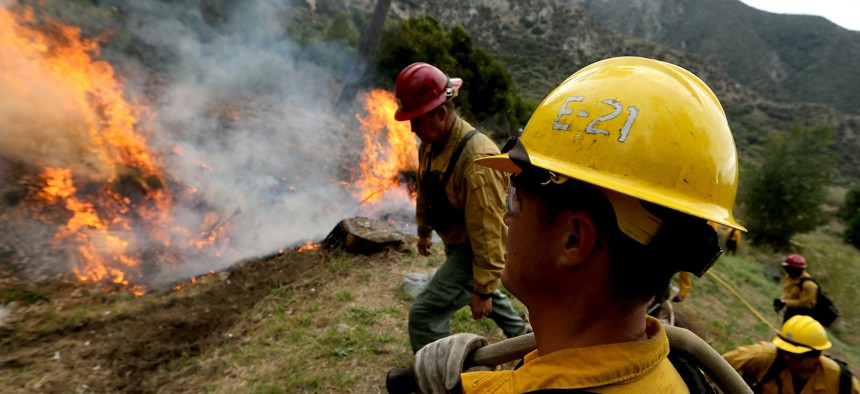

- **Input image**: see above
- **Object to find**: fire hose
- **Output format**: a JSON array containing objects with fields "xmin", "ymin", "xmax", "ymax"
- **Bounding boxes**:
[{"xmin": 386, "ymin": 326, "xmax": 752, "ymax": 394}]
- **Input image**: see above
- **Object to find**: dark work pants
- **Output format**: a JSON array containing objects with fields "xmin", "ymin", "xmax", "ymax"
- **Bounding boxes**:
[{"xmin": 408, "ymin": 243, "xmax": 527, "ymax": 353}]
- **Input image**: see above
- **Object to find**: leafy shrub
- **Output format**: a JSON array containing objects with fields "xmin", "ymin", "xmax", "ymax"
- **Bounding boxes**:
[
  {"xmin": 840, "ymin": 184, "xmax": 860, "ymax": 248},
  {"xmin": 739, "ymin": 124, "xmax": 836, "ymax": 248},
  {"xmin": 373, "ymin": 17, "xmax": 535, "ymax": 134}
]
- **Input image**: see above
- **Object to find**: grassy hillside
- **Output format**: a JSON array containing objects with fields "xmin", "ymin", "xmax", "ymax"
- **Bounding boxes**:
[
  {"xmin": 676, "ymin": 238, "xmax": 859, "ymax": 365},
  {"xmin": 2, "ymin": 2, "xmax": 858, "ymax": 391},
  {"xmin": 3, "ymin": 230, "xmax": 855, "ymax": 392}
]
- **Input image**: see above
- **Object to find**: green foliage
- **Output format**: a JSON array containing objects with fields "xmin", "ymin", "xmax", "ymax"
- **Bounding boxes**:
[
  {"xmin": 288, "ymin": 10, "xmax": 363, "ymax": 48},
  {"xmin": 838, "ymin": 184, "xmax": 860, "ymax": 222},
  {"xmin": 373, "ymin": 17, "xmax": 535, "ymax": 134},
  {"xmin": 374, "ymin": 16, "xmax": 457, "ymax": 84},
  {"xmin": 840, "ymin": 184, "xmax": 860, "ymax": 248},
  {"xmin": 740, "ymin": 124, "xmax": 836, "ymax": 248},
  {"xmin": 845, "ymin": 213, "xmax": 860, "ymax": 248},
  {"xmin": 0, "ymin": 286, "xmax": 47, "ymax": 305}
]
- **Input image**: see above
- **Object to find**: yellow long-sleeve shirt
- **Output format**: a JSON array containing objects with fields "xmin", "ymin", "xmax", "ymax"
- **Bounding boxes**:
[
  {"xmin": 415, "ymin": 116, "xmax": 508, "ymax": 294},
  {"xmin": 782, "ymin": 272, "xmax": 818, "ymax": 309},
  {"xmin": 461, "ymin": 317, "xmax": 689, "ymax": 393},
  {"xmin": 726, "ymin": 228, "xmax": 742, "ymax": 242},
  {"xmin": 677, "ymin": 271, "xmax": 692, "ymax": 299}
]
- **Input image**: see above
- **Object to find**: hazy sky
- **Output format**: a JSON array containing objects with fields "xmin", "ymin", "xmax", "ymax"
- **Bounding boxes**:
[{"xmin": 737, "ymin": 0, "xmax": 860, "ymax": 31}]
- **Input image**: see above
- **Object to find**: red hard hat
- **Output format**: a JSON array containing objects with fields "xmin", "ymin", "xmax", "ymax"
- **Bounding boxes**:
[
  {"xmin": 782, "ymin": 254, "xmax": 807, "ymax": 269},
  {"xmin": 393, "ymin": 62, "xmax": 462, "ymax": 121}
]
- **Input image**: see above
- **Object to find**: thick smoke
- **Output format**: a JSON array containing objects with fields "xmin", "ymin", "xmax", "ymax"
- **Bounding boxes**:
[{"xmin": 1, "ymin": 0, "xmax": 413, "ymax": 287}]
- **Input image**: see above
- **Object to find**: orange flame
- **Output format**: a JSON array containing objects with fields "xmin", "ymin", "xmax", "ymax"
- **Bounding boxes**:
[
  {"xmin": 1, "ymin": 7, "xmax": 160, "ymax": 180},
  {"xmin": 351, "ymin": 89, "xmax": 419, "ymax": 206},
  {"xmin": 297, "ymin": 241, "xmax": 321, "ymax": 252},
  {"xmin": 2, "ymin": 6, "xmax": 230, "ymax": 295}
]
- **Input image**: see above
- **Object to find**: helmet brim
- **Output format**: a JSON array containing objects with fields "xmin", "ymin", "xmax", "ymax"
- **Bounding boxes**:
[
  {"xmin": 450, "ymin": 78, "xmax": 463, "ymax": 92},
  {"xmin": 773, "ymin": 335, "xmax": 831, "ymax": 353},
  {"xmin": 475, "ymin": 153, "xmax": 523, "ymax": 174}
]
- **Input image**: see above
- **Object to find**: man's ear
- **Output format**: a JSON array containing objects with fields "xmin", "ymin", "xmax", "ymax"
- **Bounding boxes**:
[
  {"xmin": 435, "ymin": 104, "xmax": 449, "ymax": 121},
  {"xmin": 558, "ymin": 211, "xmax": 599, "ymax": 268}
]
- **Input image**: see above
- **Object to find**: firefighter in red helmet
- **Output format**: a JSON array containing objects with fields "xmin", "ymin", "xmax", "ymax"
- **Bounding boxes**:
[
  {"xmin": 774, "ymin": 254, "xmax": 819, "ymax": 322},
  {"xmin": 394, "ymin": 62, "xmax": 527, "ymax": 353}
]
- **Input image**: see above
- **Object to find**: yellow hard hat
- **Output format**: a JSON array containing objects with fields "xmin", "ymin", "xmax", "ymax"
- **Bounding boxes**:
[
  {"xmin": 477, "ymin": 57, "xmax": 745, "ymax": 232},
  {"xmin": 773, "ymin": 315, "xmax": 832, "ymax": 353}
]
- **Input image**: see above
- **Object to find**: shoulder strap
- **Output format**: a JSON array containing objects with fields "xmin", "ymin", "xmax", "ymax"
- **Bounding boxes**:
[
  {"xmin": 667, "ymin": 352, "xmax": 716, "ymax": 394},
  {"xmin": 797, "ymin": 277, "xmax": 820, "ymax": 295},
  {"xmin": 439, "ymin": 129, "xmax": 478, "ymax": 187},
  {"xmin": 825, "ymin": 356, "xmax": 853, "ymax": 394},
  {"xmin": 751, "ymin": 354, "xmax": 785, "ymax": 394}
]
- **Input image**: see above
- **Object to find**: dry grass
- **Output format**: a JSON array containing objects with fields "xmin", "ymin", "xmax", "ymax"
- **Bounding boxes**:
[
  {"xmin": 164, "ymin": 245, "xmax": 518, "ymax": 393},
  {"xmin": 2, "ymin": 228, "xmax": 856, "ymax": 393}
]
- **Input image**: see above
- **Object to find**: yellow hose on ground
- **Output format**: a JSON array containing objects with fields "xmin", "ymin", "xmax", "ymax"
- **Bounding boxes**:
[{"xmin": 705, "ymin": 270, "xmax": 779, "ymax": 333}]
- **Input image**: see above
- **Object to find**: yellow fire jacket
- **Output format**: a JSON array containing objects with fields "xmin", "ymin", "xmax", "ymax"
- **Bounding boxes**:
[
  {"xmin": 726, "ymin": 228, "xmax": 742, "ymax": 242},
  {"xmin": 460, "ymin": 317, "xmax": 690, "ymax": 393},
  {"xmin": 782, "ymin": 272, "xmax": 818, "ymax": 309},
  {"xmin": 677, "ymin": 271, "xmax": 692, "ymax": 299},
  {"xmin": 722, "ymin": 341, "xmax": 860, "ymax": 394},
  {"xmin": 415, "ymin": 116, "xmax": 508, "ymax": 294}
]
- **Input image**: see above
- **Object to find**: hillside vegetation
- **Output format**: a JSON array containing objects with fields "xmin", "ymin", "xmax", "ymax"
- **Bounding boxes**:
[
  {"xmin": 2, "ymin": 1, "xmax": 859, "ymax": 392},
  {"xmin": 307, "ymin": 0, "xmax": 860, "ymax": 183},
  {"xmin": 1, "ymin": 230, "xmax": 857, "ymax": 393},
  {"xmin": 28, "ymin": 0, "xmax": 860, "ymax": 182}
]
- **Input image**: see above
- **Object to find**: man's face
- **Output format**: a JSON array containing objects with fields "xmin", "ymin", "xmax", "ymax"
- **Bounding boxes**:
[
  {"xmin": 784, "ymin": 266, "xmax": 803, "ymax": 278},
  {"xmin": 502, "ymin": 187, "xmax": 558, "ymax": 301},
  {"xmin": 409, "ymin": 107, "xmax": 445, "ymax": 144},
  {"xmin": 783, "ymin": 350, "xmax": 821, "ymax": 376}
]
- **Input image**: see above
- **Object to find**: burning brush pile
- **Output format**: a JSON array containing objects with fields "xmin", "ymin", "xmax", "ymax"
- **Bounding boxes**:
[{"xmin": 0, "ymin": 4, "xmax": 419, "ymax": 295}]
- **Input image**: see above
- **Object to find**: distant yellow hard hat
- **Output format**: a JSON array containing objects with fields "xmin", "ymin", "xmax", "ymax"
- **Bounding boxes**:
[
  {"xmin": 773, "ymin": 315, "xmax": 832, "ymax": 353},
  {"xmin": 477, "ymin": 56, "xmax": 745, "ymax": 233}
]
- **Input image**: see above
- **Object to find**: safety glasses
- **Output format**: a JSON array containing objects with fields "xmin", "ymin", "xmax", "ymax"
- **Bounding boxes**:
[
  {"xmin": 506, "ymin": 170, "xmax": 568, "ymax": 214},
  {"xmin": 786, "ymin": 350, "xmax": 821, "ymax": 360},
  {"xmin": 502, "ymin": 135, "xmax": 567, "ymax": 214},
  {"xmin": 506, "ymin": 185, "xmax": 520, "ymax": 213}
]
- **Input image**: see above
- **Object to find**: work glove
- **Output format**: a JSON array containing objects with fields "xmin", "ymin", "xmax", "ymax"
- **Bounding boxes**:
[
  {"xmin": 414, "ymin": 333, "xmax": 489, "ymax": 393},
  {"xmin": 773, "ymin": 298, "xmax": 786, "ymax": 312}
]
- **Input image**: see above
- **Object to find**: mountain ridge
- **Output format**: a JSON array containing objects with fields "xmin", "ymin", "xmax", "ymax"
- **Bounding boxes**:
[{"xmin": 349, "ymin": 0, "xmax": 860, "ymax": 182}]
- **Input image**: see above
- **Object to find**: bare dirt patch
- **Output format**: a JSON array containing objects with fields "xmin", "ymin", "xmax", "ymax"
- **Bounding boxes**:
[{"xmin": 0, "ymin": 251, "xmax": 325, "ymax": 393}]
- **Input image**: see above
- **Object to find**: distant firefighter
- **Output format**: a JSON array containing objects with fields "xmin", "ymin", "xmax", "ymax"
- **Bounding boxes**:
[
  {"xmin": 723, "ymin": 315, "xmax": 858, "ymax": 393},
  {"xmin": 773, "ymin": 254, "xmax": 818, "ymax": 322},
  {"xmin": 725, "ymin": 227, "xmax": 741, "ymax": 255}
]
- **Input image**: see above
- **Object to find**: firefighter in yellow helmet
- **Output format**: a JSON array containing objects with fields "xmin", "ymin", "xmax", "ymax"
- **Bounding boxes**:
[
  {"xmin": 411, "ymin": 56, "xmax": 746, "ymax": 393},
  {"xmin": 393, "ymin": 62, "xmax": 527, "ymax": 354},
  {"xmin": 723, "ymin": 315, "xmax": 859, "ymax": 393}
]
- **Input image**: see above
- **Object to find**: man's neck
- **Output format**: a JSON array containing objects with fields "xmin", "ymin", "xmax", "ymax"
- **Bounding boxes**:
[
  {"xmin": 529, "ymin": 295, "xmax": 649, "ymax": 356},
  {"xmin": 431, "ymin": 116, "xmax": 457, "ymax": 152}
]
